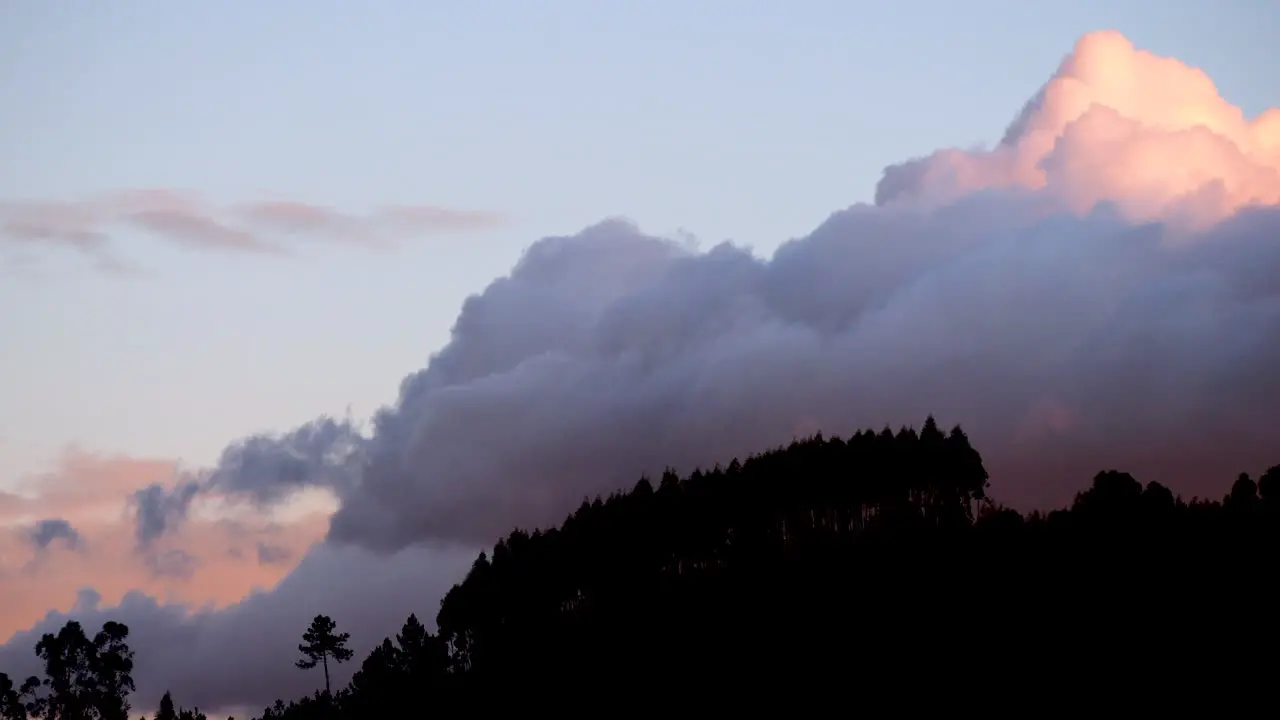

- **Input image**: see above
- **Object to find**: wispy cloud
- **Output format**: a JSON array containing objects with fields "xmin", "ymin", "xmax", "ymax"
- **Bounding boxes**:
[
  {"xmin": 238, "ymin": 202, "xmax": 372, "ymax": 245},
  {"xmin": 128, "ymin": 210, "xmax": 278, "ymax": 254},
  {"xmin": 236, "ymin": 201, "xmax": 505, "ymax": 249},
  {"xmin": 0, "ymin": 190, "xmax": 505, "ymax": 270}
]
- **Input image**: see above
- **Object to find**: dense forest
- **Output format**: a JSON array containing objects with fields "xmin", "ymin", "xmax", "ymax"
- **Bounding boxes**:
[{"xmin": 4, "ymin": 417, "xmax": 1279, "ymax": 717}]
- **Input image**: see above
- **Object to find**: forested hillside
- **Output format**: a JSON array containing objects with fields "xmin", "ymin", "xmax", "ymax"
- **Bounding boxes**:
[{"xmin": 4, "ymin": 418, "xmax": 1278, "ymax": 717}]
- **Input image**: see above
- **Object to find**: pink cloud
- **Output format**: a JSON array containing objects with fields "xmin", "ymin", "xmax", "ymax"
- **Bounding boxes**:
[
  {"xmin": 240, "ymin": 202, "xmax": 362, "ymax": 236},
  {"xmin": 0, "ymin": 200, "xmax": 112, "ymax": 254},
  {"xmin": 876, "ymin": 30, "xmax": 1280, "ymax": 227},
  {"xmin": 4, "ymin": 450, "xmax": 178, "ymax": 521},
  {"xmin": 127, "ymin": 210, "xmax": 278, "ymax": 254},
  {"xmin": 237, "ymin": 200, "xmax": 505, "ymax": 248},
  {"xmin": 0, "ymin": 452, "xmax": 329, "ymax": 643},
  {"xmin": 0, "ymin": 191, "xmax": 505, "ymax": 269}
]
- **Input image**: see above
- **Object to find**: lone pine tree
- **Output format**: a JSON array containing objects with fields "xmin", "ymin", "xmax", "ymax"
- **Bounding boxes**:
[{"xmin": 295, "ymin": 615, "xmax": 353, "ymax": 696}]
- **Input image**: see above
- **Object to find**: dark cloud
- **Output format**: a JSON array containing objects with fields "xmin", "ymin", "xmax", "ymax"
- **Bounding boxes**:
[
  {"xmin": 203, "ymin": 418, "xmax": 366, "ymax": 506},
  {"xmin": 323, "ymin": 202, "xmax": 1280, "ymax": 551},
  {"xmin": 255, "ymin": 542, "xmax": 292, "ymax": 566},
  {"xmin": 27, "ymin": 518, "xmax": 82, "ymax": 551},
  {"xmin": 131, "ymin": 482, "xmax": 201, "ymax": 546},
  {"xmin": 127, "ymin": 418, "xmax": 365, "ymax": 545}
]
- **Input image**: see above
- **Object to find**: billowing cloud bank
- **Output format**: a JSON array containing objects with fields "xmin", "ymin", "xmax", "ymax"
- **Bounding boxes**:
[
  {"xmin": 2, "ymin": 30, "xmax": 1278, "ymax": 714},
  {"xmin": 330, "ymin": 30, "xmax": 1280, "ymax": 548}
]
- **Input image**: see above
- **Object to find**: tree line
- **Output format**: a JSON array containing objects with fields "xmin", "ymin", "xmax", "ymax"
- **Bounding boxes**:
[{"xmin": 4, "ymin": 417, "xmax": 1279, "ymax": 715}]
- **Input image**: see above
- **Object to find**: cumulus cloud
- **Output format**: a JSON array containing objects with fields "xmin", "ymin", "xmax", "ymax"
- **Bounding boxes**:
[
  {"xmin": 3, "ymin": 29, "xmax": 1280, "ymax": 716},
  {"xmin": 875, "ymin": 30, "xmax": 1280, "ymax": 227},
  {"xmin": 322, "ymin": 32, "xmax": 1280, "ymax": 549},
  {"xmin": 327, "ymin": 206, "xmax": 1280, "ymax": 550},
  {"xmin": 0, "ymin": 189, "xmax": 505, "ymax": 269}
]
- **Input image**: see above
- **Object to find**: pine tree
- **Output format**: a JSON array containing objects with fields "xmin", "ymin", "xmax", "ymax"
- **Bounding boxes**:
[{"xmin": 155, "ymin": 691, "xmax": 176, "ymax": 720}]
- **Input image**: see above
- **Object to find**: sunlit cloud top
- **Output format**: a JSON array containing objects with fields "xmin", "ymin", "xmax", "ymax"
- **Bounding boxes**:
[{"xmin": 876, "ymin": 30, "xmax": 1280, "ymax": 227}]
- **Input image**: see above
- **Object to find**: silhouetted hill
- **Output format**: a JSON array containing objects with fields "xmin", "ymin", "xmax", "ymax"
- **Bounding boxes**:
[{"xmin": 5, "ymin": 418, "xmax": 1278, "ymax": 717}]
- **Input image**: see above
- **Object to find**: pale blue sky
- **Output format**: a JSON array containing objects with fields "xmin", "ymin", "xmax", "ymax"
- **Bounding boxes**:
[{"xmin": 1, "ymin": 1, "xmax": 1275, "ymax": 485}]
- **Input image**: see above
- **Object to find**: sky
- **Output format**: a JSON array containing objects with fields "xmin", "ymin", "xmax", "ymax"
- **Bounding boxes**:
[{"xmin": 2, "ymin": 1, "xmax": 1278, "ymax": 716}]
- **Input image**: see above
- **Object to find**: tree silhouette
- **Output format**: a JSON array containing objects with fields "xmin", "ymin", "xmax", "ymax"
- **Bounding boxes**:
[
  {"xmin": 1227, "ymin": 472, "xmax": 1259, "ymax": 510},
  {"xmin": 294, "ymin": 616, "xmax": 353, "ymax": 696},
  {"xmin": 155, "ymin": 691, "xmax": 176, "ymax": 720},
  {"xmin": 0, "ymin": 673, "xmax": 30, "ymax": 720},
  {"xmin": 6, "ymin": 419, "xmax": 1280, "ymax": 717},
  {"xmin": 1259, "ymin": 464, "xmax": 1280, "ymax": 502},
  {"xmin": 395, "ymin": 614, "xmax": 449, "ymax": 684},
  {"xmin": 151, "ymin": 690, "xmax": 209, "ymax": 720},
  {"xmin": 90, "ymin": 622, "xmax": 135, "ymax": 720},
  {"xmin": 14, "ymin": 619, "xmax": 135, "ymax": 720}
]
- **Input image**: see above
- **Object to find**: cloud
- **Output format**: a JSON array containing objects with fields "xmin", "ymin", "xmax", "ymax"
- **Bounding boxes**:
[
  {"xmin": 201, "ymin": 418, "xmax": 367, "ymax": 506},
  {"xmin": 874, "ymin": 30, "xmax": 1280, "ymax": 228},
  {"xmin": 2, "ymin": 29, "xmax": 1279, "ymax": 716},
  {"xmin": 143, "ymin": 548, "xmax": 201, "ymax": 580},
  {"xmin": 26, "ymin": 519, "xmax": 82, "ymax": 551},
  {"xmin": 127, "ymin": 210, "xmax": 276, "ymax": 254},
  {"xmin": 0, "ymin": 191, "xmax": 504, "ymax": 269},
  {"xmin": 127, "ymin": 417, "xmax": 366, "ymax": 546},
  {"xmin": 255, "ymin": 542, "xmax": 292, "ymax": 566},
  {"xmin": 0, "ymin": 453, "xmax": 329, "ymax": 646},
  {"xmin": 237, "ymin": 202, "xmax": 503, "ymax": 247},
  {"xmin": 131, "ymin": 481, "xmax": 201, "ymax": 546},
  {"xmin": 322, "ymin": 206, "xmax": 1279, "ymax": 550},
  {"xmin": 312, "ymin": 30, "xmax": 1279, "ymax": 548},
  {"xmin": 0, "ymin": 221, "xmax": 108, "ymax": 251},
  {"xmin": 3, "ymin": 449, "xmax": 181, "ymax": 522}
]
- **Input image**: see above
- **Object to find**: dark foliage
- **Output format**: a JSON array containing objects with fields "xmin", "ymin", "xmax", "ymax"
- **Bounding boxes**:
[
  {"xmin": 0, "ymin": 619, "xmax": 135, "ymax": 720},
  {"xmin": 154, "ymin": 690, "xmax": 208, "ymax": 720},
  {"xmin": 249, "ymin": 418, "xmax": 1280, "ymax": 715},
  {"xmin": 5, "ymin": 418, "xmax": 1279, "ymax": 716}
]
